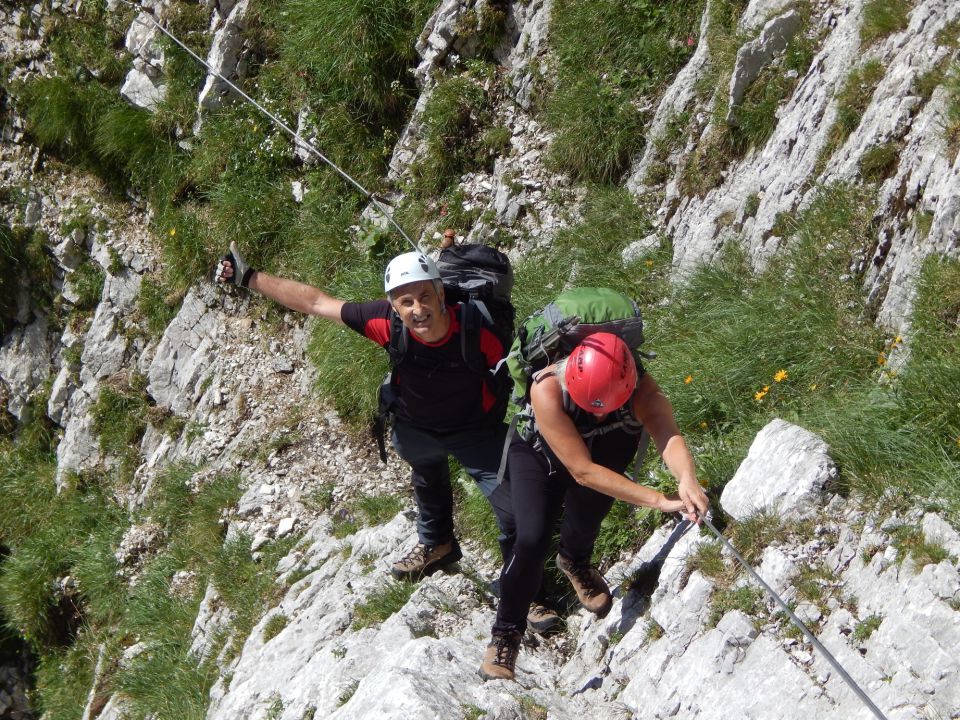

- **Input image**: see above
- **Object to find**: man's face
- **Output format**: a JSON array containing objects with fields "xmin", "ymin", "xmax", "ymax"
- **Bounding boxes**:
[{"xmin": 389, "ymin": 280, "xmax": 448, "ymax": 343}]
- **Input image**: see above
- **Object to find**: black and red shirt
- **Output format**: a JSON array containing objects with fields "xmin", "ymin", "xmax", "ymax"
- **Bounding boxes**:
[{"xmin": 341, "ymin": 300, "xmax": 505, "ymax": 432}]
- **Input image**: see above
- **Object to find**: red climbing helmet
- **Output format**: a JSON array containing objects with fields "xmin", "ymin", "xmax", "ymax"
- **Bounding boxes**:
[{"xmin": 564, "ymin": 332, "xmax": 638, "ymax": 412}]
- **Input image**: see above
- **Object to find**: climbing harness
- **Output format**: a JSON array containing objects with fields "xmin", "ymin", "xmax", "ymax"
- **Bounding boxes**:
[
  {"xmin": 695, "ymin": 512, "xmax": 889, "ymax": 720},
  {"xmin": 114, "ymin": 0, "xmax": 420, "ymax": 253}
]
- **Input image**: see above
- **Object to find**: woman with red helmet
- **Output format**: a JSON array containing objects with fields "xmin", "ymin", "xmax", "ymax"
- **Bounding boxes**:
[{"xmin": 479, "ymin": 332, "xmax": 709, "ymax": 681}]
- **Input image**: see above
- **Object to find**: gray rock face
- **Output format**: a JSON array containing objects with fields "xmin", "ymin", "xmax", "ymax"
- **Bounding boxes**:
[
  {"xmin": 197, "ymin": 0, "xmax": 250, "ymax": 112},
  {"xmin": 726, "ymin": 10, "xmax": 803, "ymax": 125},
  {"xmin": 3, "ymin": 2, "xmax": 960, "ymax": 720},
  {"xmin": 0, "ymin": 317, "xmax": 51, "ymax": 418},
  {"xmin": 120, "ymin": 7, "xmax": 169, "ymax": 111},
  {"xmin": 721, "ymin": 418, "xmax": 838, "ymax": 520},
  {"xmin": 146, "ymin": 288, "xmax": 220, "ymax": 416},
  {"xmin": 627, "ymin": 0, "xmax": 960, "ymax": 337}
]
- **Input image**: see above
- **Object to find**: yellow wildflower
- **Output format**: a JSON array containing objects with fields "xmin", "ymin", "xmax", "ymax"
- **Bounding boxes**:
[
  {"xmin": 877, "ymin": 352, "xmax": 886, "ymax": 366},
  {"xmin": 699, "ymin": 421, "xmax": 708, "ymax": 429},
  {"xmin": 684, "ymin": 375, "xmax": 693, "ymax": 384},
  {"xmin": 809, "ymin": 383, "xmax": 817, "ymax": 391},
  {"xmin": 754, "ymin": 389, "xmax": 767, "ymax": 402},
  {"xmin": 169, "ymin": 228, "xmax": 176, "ymax": 237},
  {"xmin": 774, "ymin": 369, "xmax": 788, "ymax": 383},
  {"xmin": 893, "ymin": 335, "xmax": 902, "ymax": 346},
  {"xmin": 645, "ymin": 259, "xmax": 654, "ymax": 267},
  {"xmin": 763, "ymin": 385, "xmax": 770, "ymax": 392}
]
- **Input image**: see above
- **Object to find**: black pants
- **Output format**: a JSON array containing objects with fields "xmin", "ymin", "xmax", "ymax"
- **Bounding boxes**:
[
  {"xmin": 392, "ymin": 421, "xmax": 516, "ymax": 561},
  {"xmin": 493, "ymin": 428, "xmax": 639, "ymax": 634}
]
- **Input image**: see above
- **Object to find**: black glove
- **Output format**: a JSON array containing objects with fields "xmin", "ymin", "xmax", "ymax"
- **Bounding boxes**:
[{"xmin": 214, "ymin": 241, "xmax": 255, "ymax": 287}]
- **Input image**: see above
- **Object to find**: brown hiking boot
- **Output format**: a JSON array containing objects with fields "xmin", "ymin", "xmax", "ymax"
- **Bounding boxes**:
[
  {"xmin": 527, "ymin": 602, "xmax": 561, "ymax": 635},
  {"xmin": 556, "ymin": 553, "xmax": 612, "ymax": 618},
  {"xmin": 478, "ymin": 630, "xmax": 522, "ymax": 681},
  {"xmin": 390, "ymin": 540, "xmax": 462, "ymax": 580}
]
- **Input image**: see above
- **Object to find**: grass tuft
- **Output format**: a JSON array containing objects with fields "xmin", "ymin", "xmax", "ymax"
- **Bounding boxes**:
[
  {"xmin": 816, "ymin": 60, "xmax": 885, "ymax": 175},
  {"xmin": 351, "ymin": 580, "xmax": 416, "ymax": 629},
  {"xmin": 544, "ymin": 0, "xmax": 705, "ymax": 183},
  {"xmin": 860, "ymin": 0, "xmax": 911, "ymax": 47},
  {"xmin": 859, "ymin": 141, "xmax": 900, "ymax": 182}
]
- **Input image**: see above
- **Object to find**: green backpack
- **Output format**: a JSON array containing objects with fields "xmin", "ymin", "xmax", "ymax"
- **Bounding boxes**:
[
  {"xmin": 496, "ymin": 287, "xmax": 652, "ymax": 481},
  {"xmin": 507, "ymin": 287, "xmax": 647, "ymax": 403}
]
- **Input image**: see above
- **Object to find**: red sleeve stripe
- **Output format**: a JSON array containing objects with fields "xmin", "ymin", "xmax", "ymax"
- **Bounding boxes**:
[
  {"xmin": 479, "ymin": 327, "xmax": 505, "ymax": 368},
  {"xmin": 364, "ymin": 317, "xmax": 392, "ymax": 346}
]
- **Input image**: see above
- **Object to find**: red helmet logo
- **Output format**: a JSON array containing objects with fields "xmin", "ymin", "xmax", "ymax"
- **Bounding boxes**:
[{"xmin": 564, "ymin": 332, "xmax": 638, "ymax": 412}]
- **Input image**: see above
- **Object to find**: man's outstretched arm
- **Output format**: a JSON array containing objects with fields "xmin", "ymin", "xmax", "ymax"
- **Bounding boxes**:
[{"xmin": 215, "ymin": 242, "xmax": 345, "ymax": 324}]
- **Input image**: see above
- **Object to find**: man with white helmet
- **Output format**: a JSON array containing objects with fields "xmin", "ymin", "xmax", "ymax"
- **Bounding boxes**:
[{"xmin": 214, "ymin": 244, "xmax": 540, "ymax": 598}]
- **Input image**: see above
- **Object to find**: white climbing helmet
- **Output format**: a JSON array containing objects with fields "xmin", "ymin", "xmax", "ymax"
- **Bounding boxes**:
[{"xmin": 383, "ymin": 251, "xmax": 441, "ymax": 293}]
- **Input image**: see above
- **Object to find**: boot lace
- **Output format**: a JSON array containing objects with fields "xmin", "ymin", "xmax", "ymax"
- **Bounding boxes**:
[
  {"xmin": 569, "ymin": 565, "xmax": 604, "ymax": 598},
  {"xmin": 492, "ymin": 633, "xmax": 520, "ymax": 668},
  {"xmin": 397, "ymin": 543, "xmax": 429, "ymax": 568}
]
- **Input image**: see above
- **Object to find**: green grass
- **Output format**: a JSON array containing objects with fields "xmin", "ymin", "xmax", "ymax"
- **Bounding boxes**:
[
  {"xmin": 708, "ymin": 585, "xmax": 766, "ymax": 626},
  {"xmin": 330, "ymin": 493, "xmax": 404, "ymax": 539},
  {"xmin": 647, "ymin": 182, "xmax": 885, "ymax": 491},
  {"xmin": 890, "ymin": 525, "xmax": 954, "ymax": 568},
  {"xmin": 686, "ymin": 540, "xmax": 726, "ymax": 580},
  {"xmin": 511, "ymin": 186, "xmax": 664, "ymax": 318},
  {"xmin": 860, "ymin": 0, "xmax": 911, "ymax": 46},
  {"xmin": 452, "ymin": 472, "xmax": 501, "ymax": 559},
  {"xmin": 816, "ymin": 60, "xmax": 885, "ymax": 175},
  {"xmin": 351, "ymin": 580, "xmax": 416, "ymax": 629},
  {"xmin": 409, "ymin": 63, "xmax": 499, "ymax": 197},
  {"xmin": 69, "ymin": 261, "xmax": 106, "ymax": 311},
  {"xmin": 544, "ymin": 0, "xmax": 706, "ymax": 183},
  {"xmin": 679, "ymin": 4, "xmax": 815, "ymax": 195},
  {"xmin": 137, "ymin": 277, "xmax": 182, "ymax": 338},
  {"xmin": 946, "ymin": 62, "xmax": 960, "ymax": 159},
  {"xmin": 254, "ymin": 0, "xmax": 434, "ymax": 130},
  {"xmin": 91, "ymin": 379, "xmax": 149, "ymax": 478},
  {"xmin": 0, "ymin": 223, "xmax": 56, "ymax": 333},
  {"xmin": 262, "ymin": 613, "xmax": 289, "ymax": 642},
  {"xmin": 859, "ymin": 141, "xmax": 900, "ymax": 182},
  {"xmin": 728, "ymin": 32, "xmax": 816, "ymax": 154},
  {"xmin": 852, "ymin": 614, "xmax": 882, "ymax": 642}
]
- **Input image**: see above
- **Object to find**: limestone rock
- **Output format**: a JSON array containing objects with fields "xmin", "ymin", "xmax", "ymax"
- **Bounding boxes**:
[
  {"xmin": 146, "ymin": 288, "xmax": 219, "ymax": 415},
  {"xmin": 726, "ymin": 11, "xmax": 803, "ymax": 125},
  {"xmin": 0, "ymin": 317, "xmax": 52, "ymax": 418},
  {"xmin": 197, "ymin": 0, "xmax": 250, "ymax": 112},
  {"xmin": 721, "ymin": 419, "xmax": 837, "ymax": 520}
]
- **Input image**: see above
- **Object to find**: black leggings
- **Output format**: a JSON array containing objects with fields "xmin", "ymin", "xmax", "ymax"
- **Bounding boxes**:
[{"xmin": 493, "ymin": 429, "xmax": 639, "ymax": 634}]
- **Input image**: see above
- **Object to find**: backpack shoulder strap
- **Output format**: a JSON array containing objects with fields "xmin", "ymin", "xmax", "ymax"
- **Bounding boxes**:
[
  {"xmin": 387, "ymin": 308, "xmax": 408, "ymax": 368},
  {"xmin": 460, "ymin": 300, "xmax": 492, "ymax": 375}
]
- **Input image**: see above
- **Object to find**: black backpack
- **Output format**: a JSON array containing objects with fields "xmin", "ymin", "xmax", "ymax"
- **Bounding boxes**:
[{"xmin": 373, "ymin": 243, "xmax": 516, "ymax": 461}]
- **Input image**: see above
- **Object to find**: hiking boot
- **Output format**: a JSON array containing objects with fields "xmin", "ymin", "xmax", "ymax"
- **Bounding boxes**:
[
  {"xmin": 478, "ymin": 630, "xmax": 522, "ymax": 681},
  {"xmin": 527, "ymin": 602, "xmax": 561, "ymax": 635},
  {"xmin": 556, "ymin": 553, "xmax": 612, "ymax": 618},
  {"xmin": 390, "ymin": 540, "xmax": 462, "ymax": 580}
]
